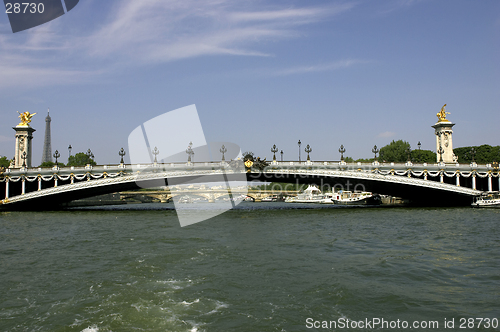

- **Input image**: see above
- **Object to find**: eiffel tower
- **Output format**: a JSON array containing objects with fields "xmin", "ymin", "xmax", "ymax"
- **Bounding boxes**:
[{"xmin": 41, "ymin": 109, "xmax": 52, "ymax": 164}]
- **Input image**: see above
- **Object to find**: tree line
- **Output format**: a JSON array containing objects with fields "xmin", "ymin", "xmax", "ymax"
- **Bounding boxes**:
[{"xmin": 1, "ymin": 141, "xmax": 499, "ymax": 168}]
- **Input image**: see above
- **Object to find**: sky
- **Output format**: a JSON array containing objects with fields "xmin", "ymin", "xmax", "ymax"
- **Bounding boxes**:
[{"xmin": 0, "ymin": 0, "xmax": 499, "ymax": 165}]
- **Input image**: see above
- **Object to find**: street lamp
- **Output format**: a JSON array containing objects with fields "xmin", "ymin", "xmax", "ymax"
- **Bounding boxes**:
[
  {"xmin": 298, "ymin": 140, "xmax": 301, "ymax": 162},
  {"xmin": 271, "ymin": 144, "xmax": 278, "ymax": 161},
  {"xmin": 53, "ymin": 150, "xmax": 60, "ymax": 167},
  {"xmin": 372, "ymin": 145, "xmax": 379, "ymax": 161},
  {"xmin": 21, "ymin": 151, "xmax": 27, "ymax": 168},
  {"xmin": 220, "ymin": 144, "xmax": 227, "ymax": 161},
  {"xmin": 470, "ymin": 147, "xmax": 476, "ymax": 164},
  {"xmin": 417, "ymin": 141, "xmax": 421, "ymax": 150},
  {"xmin": 186, "ymin": 142, "xmax": 194, "ymax": 163},
  {"xmin": 280, "ymin": 150, "xmax": 283, "ymax": 162},
  {"xmin": 119, "ymin": 148, "xmax": 126, "ymax": 164},
  {"xmin": 305, "ymin": 144, "xmax": 312, "ymax": 161},
  {"xmin": 438, "ymin": 145, "xmax": 444, "ymax": 163},
  {"xmin": 152, "ymin": 147, "xmax": 159, "ymax": 164},
  {"xmin": 86, "ymin": 149, "xmax": 94, "ymax": 162},
  {"xmin": 68, "ymin": 144, "xmax": 72, "ymax": 158},
  {"xmin": 406, "ymin": 146, "xmax": 412, "ymax": 162},
  {"xmin": 339, "ymin": 144, "xmax": 346, "ymax": 161}
]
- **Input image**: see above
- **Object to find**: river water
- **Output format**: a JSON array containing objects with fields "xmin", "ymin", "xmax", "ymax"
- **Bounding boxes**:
[{"xmin": 1, "ymin": 203, "xmax": 499, "ymax": 331}]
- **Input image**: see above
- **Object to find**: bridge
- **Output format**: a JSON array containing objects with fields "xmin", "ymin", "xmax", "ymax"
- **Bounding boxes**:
[{"xmin": 1, "ymin": 159, "xmax": 498, "ymax": 210}]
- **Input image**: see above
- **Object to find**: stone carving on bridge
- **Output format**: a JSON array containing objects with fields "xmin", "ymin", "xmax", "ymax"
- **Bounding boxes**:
[
  {"xmin": 436, "ymin": 104, "xmax": 450, "ymax": 122},
  {"xmin": 17, "ymin": 111, "xmax": 36, "ymax": 126}
]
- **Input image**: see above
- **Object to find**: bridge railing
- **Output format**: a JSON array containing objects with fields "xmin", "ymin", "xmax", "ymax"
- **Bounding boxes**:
[{"xmin": 1, "ymin": 160, "xmax": 498, "ymax": 177}]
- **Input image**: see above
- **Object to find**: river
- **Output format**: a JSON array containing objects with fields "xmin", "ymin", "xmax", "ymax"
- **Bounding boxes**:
[{"xmin": 1, "ymin": 203, "xmax": 499, "ymax": 331}]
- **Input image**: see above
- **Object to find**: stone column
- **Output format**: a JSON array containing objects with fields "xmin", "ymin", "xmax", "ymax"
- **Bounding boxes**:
[
  {"xmin": 432, "ymin": 121, "xmax": 456, "ymax": 163},
  {"xmin": 13, "ymin": 125, "xmax": 36, "ymax": 168}
]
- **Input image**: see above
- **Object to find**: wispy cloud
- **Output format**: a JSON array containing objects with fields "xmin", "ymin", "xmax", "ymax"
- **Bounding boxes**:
[
  {"xmin": 271, "ymin": 59, "xmax": 368, "ymax": 76},
  {"xmin": 0, "ymin": 0, "xmax": 356, "ymax": 89},
  {"xmin": 377, "ymin": 131, "xmax": 396, "ymax": 138}
]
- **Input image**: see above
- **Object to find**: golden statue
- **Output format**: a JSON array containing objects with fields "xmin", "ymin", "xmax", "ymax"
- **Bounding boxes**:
[
  {"xmin": 436, "ymin": 104, "xmax": 450, "ymax": 122},
  {"xmin": 17, "ymin": 111, "xmax": 36, "ymax": 126}
]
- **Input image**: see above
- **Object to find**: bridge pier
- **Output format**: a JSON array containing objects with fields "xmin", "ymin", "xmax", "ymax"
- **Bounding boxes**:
[
  {"xmin": 472, "ymin": 174, "xmax": 476, "ymax": 190},
  {"xmin": 456, "ymin": 173, "xmax": 460, "ymax": 187},
  {"xmin": 5, "ymin": 180, "xmax": 9, "ymax": 199},
  {"xmin": 21, "ymin": 178, "xmax": 25, "ymax": 195}
]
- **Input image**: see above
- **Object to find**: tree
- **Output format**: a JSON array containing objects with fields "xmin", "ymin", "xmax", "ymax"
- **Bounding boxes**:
[
  {"xmin": 379, "ymin": 140, "xmax": 411, "ymax": 163},
  {"xmin": 39, "ymin": 161, "xmax": 57, "ymax": 168},
  {"xmin": 344, "ymin": 156, "xmax": 355, "ymax": 163},
  {"xmin": 411, "ymin": 149, "xmax": 436, "ymax": 163},
  {"xmin": 0, "ymin": 156, "xmax": 10, "ymax": 168},
  {"xmin": 454, "ymin": 145, "xmax": 500, "ymax": 164},
  {"xmin": 67, "ymin": 152, "xmax": 97, "ymax": 166}
]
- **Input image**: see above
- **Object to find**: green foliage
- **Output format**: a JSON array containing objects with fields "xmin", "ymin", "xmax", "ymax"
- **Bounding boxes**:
[
  {"xmin": 355, "ymin": 158, "xmax": 374, "ymax": 163},
  {"xmin": 411, "ymin": 149, "xmax": 437, "ymax": 163},
  {"xmin": 454, "ymin": 145, "xmax": 500, "ymax": 164},
  {"xmin": 39, "ymin": 161, "xmax": 56, "ymax": 168},
  {"xmin": 67, "ymin": 152, "xmax": 97, "ymax": 167},
  {"xmin": 344, "ymin": 156, "xmax": 354, "ymax": 163},
  {"xmin": 0, "ymin": 156, "xmax": 10, "ymax": 168},
  {"xmin": 379, "ymin": 140, "xmax": 411, "ymax": 163}
]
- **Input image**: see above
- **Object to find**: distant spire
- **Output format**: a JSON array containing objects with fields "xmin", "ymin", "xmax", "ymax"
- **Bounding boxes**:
[{"xmin": 41, "ymin": 108, "xmax": 52, "ymax": 164}]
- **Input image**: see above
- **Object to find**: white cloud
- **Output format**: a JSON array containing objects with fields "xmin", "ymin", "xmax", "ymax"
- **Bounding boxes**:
[
  {"xmin": 272, "ymin": 59, "xmax": 368, "ymax": 76},
  {"xmin": 0, "ymin": 0, "xmax": 356, "ymax": 89}
]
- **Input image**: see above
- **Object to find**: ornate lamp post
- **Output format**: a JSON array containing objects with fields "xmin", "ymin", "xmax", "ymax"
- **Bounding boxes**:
[
  {"xmin": 438, "ymin": 145, "xmax": 444, "ymax": 163},
  {"xmin": 186, "ymin": 142, "xmax": 194, "ymax": 163},
  {"xmin": 86, "ymin": 149, "xmax": 94, "ymax": 162},
  {"xmin": 417, "ymin": 141, "xmax": 421, "ymax": 150},
  {"xmin": 372, "ymin": 145, "xmax": 379, "ymax": 161},
  {"xmin": 53, "ymin": 150, "xmax": 60, "ymax": 167},
  {"xmin": 21, "ymin": 151, "xmax": 27, "ymax": 168},
  {"xmin": 271, "ymin": 144, "xmax": 278, "ymax": 161},
  {"xmin": 298, "ymin": 140, "xmax": 301, "ymax": 162},
  {"xmin": 305, "ymin": 144, "xmax": 312, "ymax": 161},
  {"xmin": 68, "ymin": 144, "xmax": 72, "ymax": 158},
  {"xmin": 220, "ymin": 144, "xmax": 227, "ymax": 161},
  {"xmin": 119, "ymin": 147, "xmax": 126, "ymax": 164},
  {"xmin": 470, "ymin": 147, "xmax": 476, "ymax": 164},
  {"xmin": 339, "ymin": 144, "xmax": 346, "ymax": 162},
  {"xmin": 152, "ymin": 147, "xmax": 159, "ymax": 164},
  {"xmin": 406, "ymin": 146, "xmax": 412, "ymax": 162},
  {"xmin": 280, "ymin": 150, "xmax": 283, "ymax": 162}
]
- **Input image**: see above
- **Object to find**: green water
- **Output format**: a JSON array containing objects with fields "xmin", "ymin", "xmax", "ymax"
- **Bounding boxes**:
[{"xmin": 1, "ymin": 204, "xmax": 499, "ymax": 331}]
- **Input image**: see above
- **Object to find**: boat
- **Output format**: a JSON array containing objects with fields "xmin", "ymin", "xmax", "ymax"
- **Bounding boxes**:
[
  {"xmin": 471, "ymin": 192, "xmax": 500, "ymax": 208},
  {"xmin": 321, "ymin": 190, "xmax": 381, "ymax": 205},
  {"xmin": 285, "ymin": 185, "xmax": 326, "ymax": 203}
]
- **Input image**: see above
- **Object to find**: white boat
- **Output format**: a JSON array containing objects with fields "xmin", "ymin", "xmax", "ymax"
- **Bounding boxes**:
[
  {"xmin": 472, "ymin": 192, "xmax": 500, "ymax": 208},
  {"xmin": 321, "ymin": 190, "xmax": 381, "ymax": 205},
  {"xmin": 285, "ymin": 185, "xmax": 326, "ymax": 203}
]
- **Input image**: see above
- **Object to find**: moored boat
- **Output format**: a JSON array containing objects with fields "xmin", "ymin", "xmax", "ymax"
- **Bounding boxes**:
[
  {"xmin": 285, "ymin": 185, "xmax": 325, "ymax": 203},
  {"xmin": 321, "ymin": 190, "xmax": 381, "ymax": 205},
  {"xmin": 471, "ymin": 192, "xmax": 500, "ymax": 208}
]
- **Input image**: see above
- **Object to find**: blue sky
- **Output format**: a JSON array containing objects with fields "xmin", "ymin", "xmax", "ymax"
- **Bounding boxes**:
[{"xmin": 0, "ymin": 0, "xmax": 499, "ymax": 164}]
